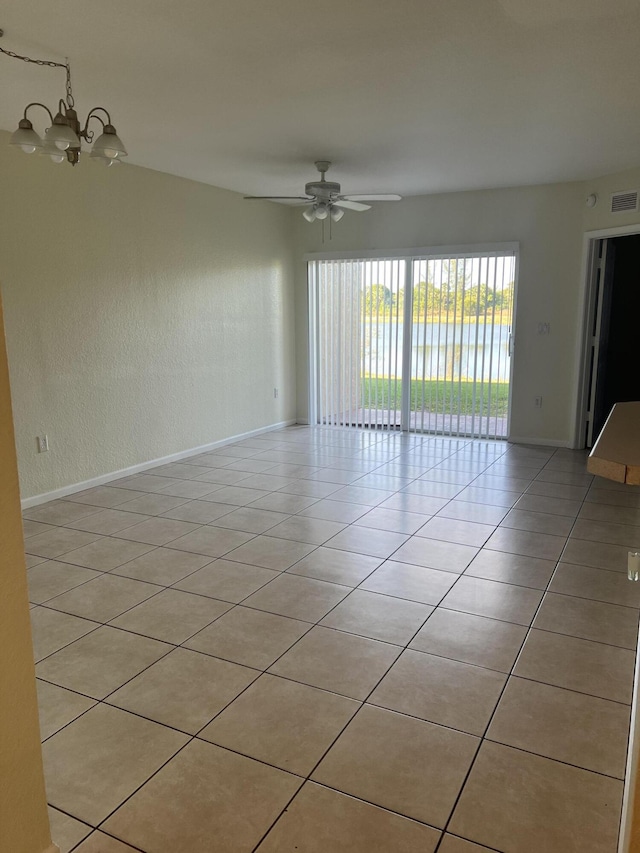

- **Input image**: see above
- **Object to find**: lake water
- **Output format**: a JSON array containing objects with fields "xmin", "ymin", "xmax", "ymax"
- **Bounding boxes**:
[{"xmin": 362, "ymin": 321, "xmax": 511, "ymax": 382}]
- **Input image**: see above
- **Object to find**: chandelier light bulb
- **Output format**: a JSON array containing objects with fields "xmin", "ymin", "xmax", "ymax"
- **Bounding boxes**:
[
  {"xmin": 48, "ymin": 113, "xmax": 81, "ymax": 151},
  {"xmin": 89, "ymin": 147, "xmax": 121, "ymax": 166},
  {"xmin": 41, "ymin": 132, "xmax": 66, "ymax": 163},
  {"xmin": 315, "ymin": 203, "xmax": 329, "ymax": 221},
  {"xmin": 302, "ymin": 206, "xmax": 317, "ymax": 222},
  {"xmin": 9, "ymin": 119, "xmax": 43, "ymax": 154},
  {"xmin": 91, "ymin": 125, "xmax": 127, "ymax": 160},
  {"xmin": 330, "ymin": 205, "xmax": 345, "ymax": 222},
  {"xmin": 99, "ymin": 154, "xmax": 121, "ymax": 167}
]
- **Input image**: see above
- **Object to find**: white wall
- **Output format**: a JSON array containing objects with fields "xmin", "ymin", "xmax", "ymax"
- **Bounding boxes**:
[
  {"xmin": 294, "ymin": 182, "xmax": 594, "ymax": 445},
  {"xmin": 4, "ymin": 140, "xmax": 640, "ymax": 498},
  {"xmin": 0, "ymin": 295, "xmax": 52, "ymax": 853},
  {"xmin": 0, "ymin": 132, "xmax": 296, "ymax": 500},
  {"xmin": 583, "ymin": 166, "xmax": 640, "ymax": 233}
]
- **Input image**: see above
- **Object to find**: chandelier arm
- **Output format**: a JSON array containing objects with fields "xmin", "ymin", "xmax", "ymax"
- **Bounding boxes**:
[
  {"xmin": 85, "ymin": 107, "xmax": 112, "ymax": 125},
  {"xmin": 80, "ymin": 111, "xmax": 107, "ymax": 143},
  {"xmin": 23, "ymin": 102, "xmax": 54, "ymax": 124}
]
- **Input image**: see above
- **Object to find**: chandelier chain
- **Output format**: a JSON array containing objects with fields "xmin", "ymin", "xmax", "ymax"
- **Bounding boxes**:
[
  {"xmin": 65, "ymin": 62, "xmax": 74, "ymax": 108},
  {"xmin": 0, "ymin": 44, "xmax": 66, "ymax": 70},
  {"xmin": 0, "ymin": 45, "xmax": 75, "ymax": 107}
]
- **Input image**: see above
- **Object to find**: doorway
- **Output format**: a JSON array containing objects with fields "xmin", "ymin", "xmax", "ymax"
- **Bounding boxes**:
[
  {"xmin": 580, "ymin": 232, "xmax": 640, "ymax": 446},
  {"xmin": 308, "ymin": 246, "xmax": 518, "ymax": 440}
]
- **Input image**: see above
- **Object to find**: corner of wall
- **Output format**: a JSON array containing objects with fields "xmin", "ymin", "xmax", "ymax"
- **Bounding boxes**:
[{"xmin": 0, "ymin": 292, "xmax": 53, "ymax": 853}]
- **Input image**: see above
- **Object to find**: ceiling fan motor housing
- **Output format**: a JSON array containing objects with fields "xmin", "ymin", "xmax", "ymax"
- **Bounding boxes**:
[{"xmin": 305, "ymin": 180, "xmax": 341, "ymax": 199}]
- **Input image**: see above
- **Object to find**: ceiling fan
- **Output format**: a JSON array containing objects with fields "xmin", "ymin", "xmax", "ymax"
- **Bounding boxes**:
[{"xmin": 244, "ymin": 161, "xmax": 402, "ymax": 222}]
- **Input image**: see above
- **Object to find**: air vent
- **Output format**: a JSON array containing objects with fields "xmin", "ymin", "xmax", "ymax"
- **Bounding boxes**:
[{"xmin": 610, "ymin": 190, "xmax": 639, "ymax": 213}]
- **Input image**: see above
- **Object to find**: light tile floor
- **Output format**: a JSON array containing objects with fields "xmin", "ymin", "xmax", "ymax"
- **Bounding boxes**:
[{"xmin": 26, "ymin": 426, "xmax": 640, "ymax": 852}]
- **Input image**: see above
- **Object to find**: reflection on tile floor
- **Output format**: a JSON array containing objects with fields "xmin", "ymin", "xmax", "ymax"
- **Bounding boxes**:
[{"xmin": 26, "ymin": 426, "xmax": 640, "ymax": 852}]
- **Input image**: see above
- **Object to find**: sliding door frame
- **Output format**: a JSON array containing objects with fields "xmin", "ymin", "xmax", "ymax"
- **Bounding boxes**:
[{"xmin": 306, "ymin": 242, "xmax": 520, "ymax": 435}]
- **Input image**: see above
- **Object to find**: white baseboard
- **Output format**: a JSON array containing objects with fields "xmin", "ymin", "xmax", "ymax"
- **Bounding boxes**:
[
  {"xmin": 508, "ymin": 436, "xmax": 570, "ymax": 448},
  {"xmin": 21, "ymin": 419, "xmax": 297, "ymax": 510}
]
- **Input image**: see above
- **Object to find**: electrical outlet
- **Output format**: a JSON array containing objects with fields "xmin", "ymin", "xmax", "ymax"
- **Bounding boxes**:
[
  {"xmin": 37, "ymin": 434, "xmax": 49, "ymax": 453},
  {"xmin": 274, "ymin": 388, "xmax": 279, "ymax": 398},
  {"xmin": 534, "ymin": 396, "xmax": 543, "ymax": 408}
]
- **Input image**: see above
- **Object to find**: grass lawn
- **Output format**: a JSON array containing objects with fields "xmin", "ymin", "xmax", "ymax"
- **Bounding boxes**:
[
  {"xmin": 360, "ymin": 377, "xmax": 509, "ymax": 416},
  {"xmin": 361, "ymin": 311, "xmax": 513, "ymax": 326}
]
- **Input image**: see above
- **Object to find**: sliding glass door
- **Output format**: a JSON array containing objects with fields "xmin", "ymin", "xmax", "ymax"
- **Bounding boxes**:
[{"xmin": 308, "ymin": 246, "xmax": 517, "ymax": 440}]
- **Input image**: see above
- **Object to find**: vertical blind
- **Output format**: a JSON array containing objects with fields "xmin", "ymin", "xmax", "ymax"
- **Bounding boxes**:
[{"xmin": 309, "ymin": 249, "xmax": 516, "ymax": 440}]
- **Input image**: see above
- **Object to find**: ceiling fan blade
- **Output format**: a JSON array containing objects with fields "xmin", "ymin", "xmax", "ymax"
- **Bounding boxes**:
[
  {"xmin": 342, "ymin": 194, "xmax": 403, "ymax": 202},
  {"xmin": 333, "ymin": 199, "xmax": 372, "ymax": 211},
  {"xmin": 243, "ymin": 196, "xmax": 312, "ymax": 200}
]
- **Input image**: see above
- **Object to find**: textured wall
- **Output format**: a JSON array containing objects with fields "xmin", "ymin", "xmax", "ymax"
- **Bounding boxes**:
[
  {"xmin": 0, "ymin": 293, "xmax": 52, "ymax": 853},
  {"xmin": 583, "ymin": 166, "xmax": 640, "ymax": 233},
  {"xmin": 294, "ymin": 182, "xmax": 588, "ymax": 445},
  {"xmin": 0, "ymin": 133, "xmax": 296, "ymax": 499}
]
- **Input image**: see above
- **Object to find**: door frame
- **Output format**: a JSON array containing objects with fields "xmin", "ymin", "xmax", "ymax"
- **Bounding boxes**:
[
  {"xmin": 305, "ymin": 242, "xmax": 520, "ymax": 436},
  {"xmin": 571, "ymin": 223, "xmax": 640, "ymax": 853},
  {"xmin": 572, "ymin": 224, "xmax": 640, "ymax": 449}
]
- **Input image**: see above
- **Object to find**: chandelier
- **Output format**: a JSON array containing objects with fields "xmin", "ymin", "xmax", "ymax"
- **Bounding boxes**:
[{"xmin": 1, "ymin": 30, "xmax": 127, "ymax": 166}]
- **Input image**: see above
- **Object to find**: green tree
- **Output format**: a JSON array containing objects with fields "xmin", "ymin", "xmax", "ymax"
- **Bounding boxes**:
[
  {"xmin": 364, "ymin": 284, "xmax": 393, "ymax": 315},
  {"xmin": 413, "ymin": 281, "xmax": 427, "ymax": 316},
  {"xmin": 439, "ymin": 259, "xmax": 472, "ymax": 316},
  {"xmin": 426, "ymin": 281, "xmax": 443, "ymax": 315},
  {"xmin": 463, "ymin": 284, "xmax": 496, "ymax": 316},
  {"xmin": 500, "ymin": 281, "xmax": 515, "ymax": 312}
]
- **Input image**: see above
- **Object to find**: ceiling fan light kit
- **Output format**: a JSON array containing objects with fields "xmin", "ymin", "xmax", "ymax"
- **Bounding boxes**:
[
  {"xmin": 1, "ymin": 28, "xmax": 127, "ymax": 167},
  {"xmin": 302, "ymin": 198, "xmax": 345, "ymax": 224},
  {"xmin": 244, "ymin": 160, "xmax": 402, "ymax": 229}
]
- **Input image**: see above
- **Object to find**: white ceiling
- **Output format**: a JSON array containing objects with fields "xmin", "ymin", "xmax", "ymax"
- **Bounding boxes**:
[{"xmin": 1, "ymin": 0, "xmax": 640, "ymax": 198}]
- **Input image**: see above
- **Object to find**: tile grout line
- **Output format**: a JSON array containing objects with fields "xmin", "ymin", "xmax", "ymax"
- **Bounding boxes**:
[
  {"xmin": 249, "ymin": 440, "xmax": 513, "ymax": 853},
  {"xmin": 431, "ymin": 444, "xmax": 597, "ymax": 851},
  {"xmin": 31, "ymin": 429, "xmax": 637, "ymax": 852},
  {"xmin": 68, "ymin": 438, "xmax": 410, "ymax": 841}
]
